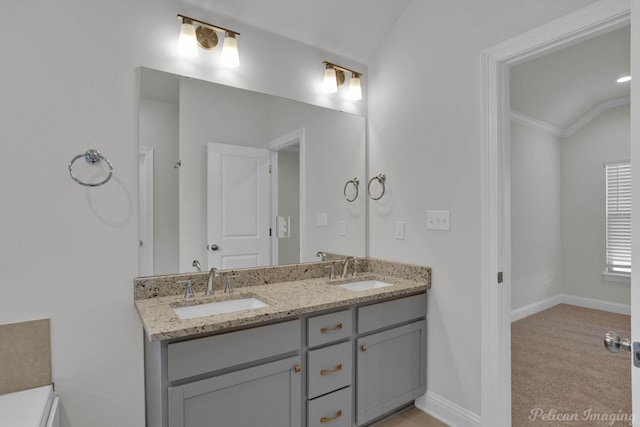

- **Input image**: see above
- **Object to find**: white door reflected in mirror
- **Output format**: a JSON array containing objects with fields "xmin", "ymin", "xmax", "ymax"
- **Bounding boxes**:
[{"xmin": 207, "ymin": 143, "xmax": 271, "ymax": 270}]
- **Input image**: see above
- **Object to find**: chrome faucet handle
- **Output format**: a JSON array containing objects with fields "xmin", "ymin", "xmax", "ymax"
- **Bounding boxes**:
[
  {"xmin": 224, "ymin": 275, "xmax": 237, "ymax": 294},
  {"xmin": 324, "ymin": 264, "xmax": 337, "ymax": 280},
  {"xmin": 352, "ymin": 257, "xmax": 358, "ymax": 277},
  {"xmin": 316, "ymin": 251, "xmax": 328, "ymax": 261},
  {"xmin": 179, "ymin": 280, "xmax": 194, "ymax": 300}
]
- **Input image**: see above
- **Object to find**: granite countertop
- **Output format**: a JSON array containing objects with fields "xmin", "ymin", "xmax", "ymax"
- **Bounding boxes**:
[{"xmin": 135, "ymin": 273, "xmax": 429, "ymax": 342}]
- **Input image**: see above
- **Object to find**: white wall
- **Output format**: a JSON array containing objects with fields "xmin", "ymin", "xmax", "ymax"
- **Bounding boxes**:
[
  {"xmin": 510, "ymin": 122, "xmax": 563, "ymax": 310},
  {"xmin": 561, "ymin": 104, "xmax": 630, "ymax": 304},
  {"xmin": 0, "ymin": 1, "xmax": 366, "ymax": 426},
  {"xmin": 368, "ymin": 0, "xmax": 599, "ymax": 416}
]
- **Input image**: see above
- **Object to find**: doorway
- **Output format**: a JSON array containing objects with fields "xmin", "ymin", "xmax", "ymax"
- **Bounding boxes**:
[
  {"xmin": 480, "ymin": 1, "xmax": 631, "ymax": 424},
  {"xmin": 268, "ymin": 128, "xmax": 306, "ymax": 265}
]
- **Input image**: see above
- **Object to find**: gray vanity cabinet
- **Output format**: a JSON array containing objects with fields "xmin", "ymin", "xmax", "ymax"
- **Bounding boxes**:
[
  {"xmin": 355, "ymin": 293, "xmax": 427, "ymax": 426},
  {"xmin": 145, "ymin": 293, "xmax": 427, "ymax": 427},
  {"xmin": 355, "ymin": 320, "xmax": 427, "ymax": 425},
  {"xmin": 167, "ymin": 355, "xmax": 302, "ymax": 427},
  {"xmin": 145, "ymin": 319, "xmax": 302, "ymax": 427}
]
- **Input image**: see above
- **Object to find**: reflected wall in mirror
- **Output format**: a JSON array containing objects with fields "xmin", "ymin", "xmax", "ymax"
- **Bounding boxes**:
[{"xmin": 139, "ymin": 67, "xmax": 366, "ymax": 276}]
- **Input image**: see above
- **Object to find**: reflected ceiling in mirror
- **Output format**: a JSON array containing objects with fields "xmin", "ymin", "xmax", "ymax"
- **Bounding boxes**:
[{"xmin": 138, "ymin": 67, "xmax": 366, "ymax": 276}]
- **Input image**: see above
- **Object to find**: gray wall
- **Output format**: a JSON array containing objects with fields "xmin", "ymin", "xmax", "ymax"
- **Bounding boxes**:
[
  {"xmin": 561, "ymin": 104, "xmax": 631, "ymax": 304},
  {"xmin": 510, "ymin": 122, "xmax": 563, "ymax": 310},
  {"xmin": 368, "ymin": 0, "xmax": 599, "ymax": 415},
  {"xmin": 278, "ymin": 150, "xmax": 301, "ymax": 264},
  {"xmin": 139, "ymin": 99, "xmax": 179, "ymax": 276},
  {"xmin": 510, "ymin": 105, "xmax": 631, "ymax": 312}
]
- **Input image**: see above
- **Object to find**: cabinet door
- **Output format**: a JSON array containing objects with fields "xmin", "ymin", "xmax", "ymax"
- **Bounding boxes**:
[
  {"xmin": 168, "ymin": 356, "xmax": 302, "ymax": 427},
  {"xmin": 356, "ymin": 320, "xmax": 426, "ymax": 425}
]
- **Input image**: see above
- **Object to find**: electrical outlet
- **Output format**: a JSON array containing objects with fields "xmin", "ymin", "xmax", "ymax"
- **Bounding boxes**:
[
  {"xmin": 395, "ymin": 222, "xmax": 405, "ymax": 240},
  {"xmin": 339, "ymin": 220, "xmax": 346, "ymax": 236},
  {"xmin": 427, "ymin": 211, "xmax": 450, "ymax": 231},
  {"xmin": 543, "ymin": 274, "xmax": 548, "ymax": 287}
]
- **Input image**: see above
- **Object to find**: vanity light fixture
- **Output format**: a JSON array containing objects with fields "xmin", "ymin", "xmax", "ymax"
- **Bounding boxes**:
[
  {"xmin": 322, "ymin": 61, "xmax": 363, "ymax": 101},
  {"xmin": 617, "ymin": 75, "xmax": 631, "ymax": 83},
  {"xmin": 177, "ymin": 14, "xmax": 240, "ymax": 68}
]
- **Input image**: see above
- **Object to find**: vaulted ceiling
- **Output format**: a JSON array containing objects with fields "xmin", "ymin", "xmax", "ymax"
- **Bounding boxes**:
[{"xmin": 510, "ymin": 25, "xmax": 630, "ymax": 136}]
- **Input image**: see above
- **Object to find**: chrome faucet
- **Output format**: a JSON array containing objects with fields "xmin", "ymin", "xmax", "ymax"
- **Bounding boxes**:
[
  {"xmin": 316, "ymin": 251, "xmax": 328, "ymax": 261},
  {"xmin": 341, "ymin": 256, "xmax": 357, "ymax": 278},
  {"xmin": 206, "ymin": 267, "xmax": 220, "ymax": 296},
  {"xmin": 224, "ymin": 275, "xmax": 236, "ymax": 294},
  {"xmin": 192, "ymin": 260, "xmax": 202, "ymax": 272}
]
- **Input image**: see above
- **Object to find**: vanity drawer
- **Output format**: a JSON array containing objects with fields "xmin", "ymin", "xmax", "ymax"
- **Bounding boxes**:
[
  {"xmin": 307, "ymin": 309, "xmax": 353, "ymax": 348},
  {"xmin": 307, "ymin": 341, "xmax": 352, "ymax": 399},
  {"xmin": 307, "ymin": 386, "xmax": 352, "ymax": 427},
  {"xmin": 358, "ymin": 293, "xmax": 427, "ymax": 334},
  {"xmin": 167, "ymin": 319, "xmax": 301, "ymax": 382}
]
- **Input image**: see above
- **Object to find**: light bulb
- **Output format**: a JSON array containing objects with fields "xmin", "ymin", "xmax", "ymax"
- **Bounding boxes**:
[
  {"xmin": 348, "ymin": 74, "xmax": 362, "ymax": 101},
  {"xmin": 323, "ymin": 67, "xmax": 338, "ymax": 93},
  {"xmin": 178, "ymin": 21, "xmax": 198, "ymax": 58},
  {"xmin": 221, "ymin": 32, "xmax": 240, "ymax": 68}
]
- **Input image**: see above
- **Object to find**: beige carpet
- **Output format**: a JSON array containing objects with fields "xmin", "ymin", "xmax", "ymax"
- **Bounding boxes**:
[{"xmin": 512, "ymin": 304, "xmax": 631, "ymax": 426}]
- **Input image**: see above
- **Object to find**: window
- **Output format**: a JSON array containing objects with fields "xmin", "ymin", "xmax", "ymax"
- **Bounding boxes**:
[{"xmin": 604, "ymin": 160, "xmax": 631, "ymax": 279}]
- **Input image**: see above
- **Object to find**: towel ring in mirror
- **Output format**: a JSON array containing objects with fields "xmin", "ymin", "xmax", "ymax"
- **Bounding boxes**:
[
  {"xmin": 344, "ymin": 177, "xmax": 360, "ymax": 202},
  {"xmin": 368, "ymin": 173, "xmax": 386, "ymax": 200},
  {"xmin": 68, "ymin": 149, "xmax": 113, "ymax": 187}
]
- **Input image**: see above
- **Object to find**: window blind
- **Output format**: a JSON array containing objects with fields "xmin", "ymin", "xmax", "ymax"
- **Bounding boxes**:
[{"xmin": 605, "ymin": 160, "xmax": 631, "ymax": 276}]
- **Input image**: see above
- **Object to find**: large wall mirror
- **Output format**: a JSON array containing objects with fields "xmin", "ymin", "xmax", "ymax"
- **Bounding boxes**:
[{"xmin": 139, "ymin": 67, "xmax": 366, "ymax": 276}]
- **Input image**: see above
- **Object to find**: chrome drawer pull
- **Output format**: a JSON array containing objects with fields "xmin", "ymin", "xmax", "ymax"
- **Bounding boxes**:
[
  {"xmin": 320, "ymin": 323, "xmax": 343, "ymax": 334},
  {"xmin": 320, "ymin": 409, "xmax": 342, "ymax": 423},
  {"xmin": 320, "ymin": 364, "xmax": 342, "ymax": 376}
]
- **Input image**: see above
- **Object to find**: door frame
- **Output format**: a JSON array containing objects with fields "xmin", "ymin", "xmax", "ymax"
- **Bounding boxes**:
[
  {"xmin": 267, "ymin": 128, "xmax": 306, "ymax": 264},
  {"xmin": 139, "ymin": 147, "xmax": 154, "ymax": 276},
  {"xmin": 479, "ymin": 1, "xmax": 631, "ymax": 424}
]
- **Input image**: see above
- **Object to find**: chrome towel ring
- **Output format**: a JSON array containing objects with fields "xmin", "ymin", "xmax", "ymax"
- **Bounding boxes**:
[
  {"xmin": 368, "ymin": 173, "xmax": 386, "ymax": 200},
  {"xmin": 344, "ymin": 177, "xmax": 360, "ymax": 202},
  {"xmin": 68, "ymin": 149, "xmax": 113, "ymax": 187}
]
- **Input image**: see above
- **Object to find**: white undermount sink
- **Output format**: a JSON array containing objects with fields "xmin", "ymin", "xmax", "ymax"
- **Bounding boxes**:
[
  {"xmin": 173, "ymin": 297, "xmax": 268, "ymax": 320},
  {"xmin": 337, "ymin": 280, "xmax": 394, "ymax": 291}
]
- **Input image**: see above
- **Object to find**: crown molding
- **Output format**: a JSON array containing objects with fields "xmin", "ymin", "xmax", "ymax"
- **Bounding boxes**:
[
  {"xmin": 511, "ymin": 95, "xmax": 630, "ymax": 138},
  {"xmin": 510, "ymin": 110, "xmax": 565, "ymax": 137},
  {"xmin": 563, "ymin": 95, "xmax": 630, "ymax": 136}
]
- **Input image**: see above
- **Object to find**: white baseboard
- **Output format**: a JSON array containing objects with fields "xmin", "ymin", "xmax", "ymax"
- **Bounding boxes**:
[
  {"xmin": 511, "ymin": 294, "xmax": 630, "ymax": 322},
  {"xmin": 415, "ymin": 391, "xmax": 481, "ymax": 427},
  {"xmin": 511, "ymin": 294, "xmax": 563, "ymax": 322},
  {"xmin": 561, "ymin": 294, "xmax": 630, "ymax": 315}
]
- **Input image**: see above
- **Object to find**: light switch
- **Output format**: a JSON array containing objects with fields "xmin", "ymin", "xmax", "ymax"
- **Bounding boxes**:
[
  {"xmin": 339, "ymin": 220, "xmax": 346, "ymax": 236},
  {"xmin": 277, "ymin": 216, "xmax": 290, "ymax": 238},
  {"xmin": 427, "ymin": 211, "xmax": 450, "ymax": 231},
  {"xmin": 316, "ymin": 213, "xmax": 328, "ymax": 227},
  {"xmin": 395, "ymin": 222, "xmax": 405, "ymax": 240}
]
